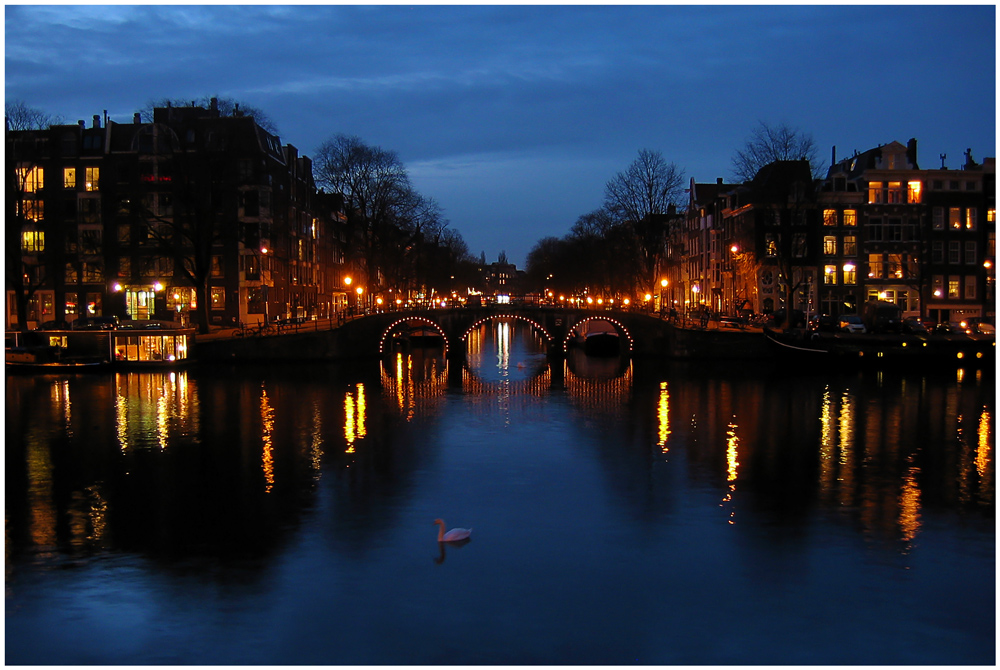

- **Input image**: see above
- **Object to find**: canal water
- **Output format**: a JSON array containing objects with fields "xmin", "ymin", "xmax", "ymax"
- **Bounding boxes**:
[{"xmin": 5, "ymin": 320, "xmax": 995, "ymax": 664}]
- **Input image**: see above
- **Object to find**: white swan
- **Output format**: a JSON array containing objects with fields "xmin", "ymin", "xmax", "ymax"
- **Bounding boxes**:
[{"xmin": 434, "ymin": 518, "xmax": 472, "ymax": 542}]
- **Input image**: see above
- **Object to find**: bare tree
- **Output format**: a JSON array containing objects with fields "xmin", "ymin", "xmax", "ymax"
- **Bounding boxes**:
[
  {"xmin": 603, "ymin": 149, "xmax": 686, "ymax": 294},
  {"xmin": 732, "ymin": 121, "xmax": 824, "ymax": 182},
  {"xmin": 5, "ymin": 99, "xmax": 62, "ymax": 131},
  {"xmin": 313, "ymin": 134, "xmax": 413, "ymax": 294},
  {"xmin": 126, "ymin": 121, "xmax": 253, "ymax": 334}
]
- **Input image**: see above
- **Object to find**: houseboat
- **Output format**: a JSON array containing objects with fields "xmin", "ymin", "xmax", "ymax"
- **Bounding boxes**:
[{"xmin": 6, "ymin": 321, "xmax": 195, "ymax": 370}]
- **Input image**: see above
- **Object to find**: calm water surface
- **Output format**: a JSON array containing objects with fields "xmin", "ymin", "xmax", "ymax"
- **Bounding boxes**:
[{"xmin": 5, "ymin": 321, "xmax": 995, "ymax": 664}]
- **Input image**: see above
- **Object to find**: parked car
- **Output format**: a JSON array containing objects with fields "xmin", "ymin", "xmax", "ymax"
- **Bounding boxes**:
[
  {"xmin": 808, "ymin": 314, "xmax": 839, "ymax": 333},
  {"xmin": 34, "ymin": 320, "xmax": 72, "ymax": 331},
  {"xmin": 773, "ymin": 309, "xmax": 806, "ymax": 328},
  {"xmin": 838, "ymin": 315, "xmax": 866, "ymax": 333},
  {"xmin": 932, "ymin": 322, "xmax": 964, "ymax": 335},
  {"xmin": 72, "ymin": 316, "xmax": 119, "ymax": 330},
  {"xmin": 971, "ymin": 322, "xmax": 996, "ymax": 335},
  {"xmin": 901, "ymin": 316, "xmax": 928, "ymax": 335}
]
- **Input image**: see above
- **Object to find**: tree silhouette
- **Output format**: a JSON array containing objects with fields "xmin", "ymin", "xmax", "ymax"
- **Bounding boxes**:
[
  {"xmin": 732, "ymin": 121, "xmax": 824, "ymax": 183},
  {"xmin": 603, "ymin": 149, "xmax": 685, "ymax": 294}
]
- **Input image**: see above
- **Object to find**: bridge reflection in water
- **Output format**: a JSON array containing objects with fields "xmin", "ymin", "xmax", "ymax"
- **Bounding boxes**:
[{"xmin": 380, "ymin": 317, "xmax": 637, "ymax": 421}]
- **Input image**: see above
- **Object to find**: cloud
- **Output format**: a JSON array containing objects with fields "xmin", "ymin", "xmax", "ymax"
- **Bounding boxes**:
[{"xmin": 5, "ymin": 4, "xmax": 994, "ymax": 267}]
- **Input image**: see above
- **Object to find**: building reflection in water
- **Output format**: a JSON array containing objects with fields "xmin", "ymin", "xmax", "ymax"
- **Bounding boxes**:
[
  {"xmin": 115, "ymin": 371, "xmax": 198, "ymax": 452},
  {"xmin": 651, "ymin": 368, "xmax": 993, "ymax": 544},
  {"xmin": 4, "ymin": 346, "xmax": 993, "ymax": 565},
  {"xmin": 261, "ymin": 384, "xmax": 275, "ymax": 492},
  {"xmin": 721, "ymin": 417, "xmax": 740, "ymax": 524},
  {"xmin": 657, "ymin": 382, "xmax": 670, "ymax": 453},
  {"xmin": 344, "ymin": 383, "xmax": 367, "ymax": 454},
  {"xmin": 380, "ymin": 350, "xmax": 448, "ymax": 422}
]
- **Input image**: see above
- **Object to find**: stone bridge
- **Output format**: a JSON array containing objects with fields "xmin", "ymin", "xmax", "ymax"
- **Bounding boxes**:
[
  {"xmin": 196, "ymin": 306, "xmax": 768, "ymax": 362},
  {"xmin": 344, "ymin": 305, "xmax": 673, "ymax": 359}
]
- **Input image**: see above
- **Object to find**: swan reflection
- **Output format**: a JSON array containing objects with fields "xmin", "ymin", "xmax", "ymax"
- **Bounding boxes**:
[{"xmin": 434, "ymin": 536, "xmax": 472, "ymax": 565}]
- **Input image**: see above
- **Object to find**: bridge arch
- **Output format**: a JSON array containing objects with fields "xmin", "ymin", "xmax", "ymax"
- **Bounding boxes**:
[
  {"xmin": 458, "ymin": 313, "xmax": 555, "ymax": 347},
  {"xmin": 563, "ymin": 315, "xmax": 635, "ymax": 354},
  {"xmin": 378, "ymin": 316, "xmax": 450, "ymax": 355}
]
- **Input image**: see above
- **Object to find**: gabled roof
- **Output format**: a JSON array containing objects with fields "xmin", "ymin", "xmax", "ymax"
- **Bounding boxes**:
[
  {"xmin": 688, "ymin": 177, "xmax": 738, "ymax": 209},
  {"xmin": 749, "ymin": 159, "xmax": 814, "ymax": 201}
]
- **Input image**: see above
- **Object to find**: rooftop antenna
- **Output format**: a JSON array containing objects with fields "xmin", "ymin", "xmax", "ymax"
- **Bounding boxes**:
[{"xmin": 939, "ymin": 153, "xmax": 947, "ymax": 169}]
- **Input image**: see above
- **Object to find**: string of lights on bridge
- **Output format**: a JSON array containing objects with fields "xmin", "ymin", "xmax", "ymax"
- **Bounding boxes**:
[{"xmin": 376, "ymin": 312, "xmax": 636, "ymax": 355}]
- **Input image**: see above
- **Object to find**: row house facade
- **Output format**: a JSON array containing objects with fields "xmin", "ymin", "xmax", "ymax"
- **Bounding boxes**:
[
  {"xmin": 671, "ymin": 139, "xmax": 995, "ymax": 323},
  {"xmin": 7, "ymin": 101, "xmax": 349, "ymax": 331}
]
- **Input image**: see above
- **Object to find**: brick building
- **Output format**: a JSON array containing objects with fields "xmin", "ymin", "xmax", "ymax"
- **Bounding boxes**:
[{"xmin": 7, "ymin": 100, "xmax": 348, "ymax": 331}]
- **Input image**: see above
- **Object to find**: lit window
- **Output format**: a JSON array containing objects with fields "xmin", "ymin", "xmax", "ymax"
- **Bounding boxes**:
[
  {"xmin": 868, "ymin": 253, "xmax": 884, "ymax": 279},
  {"xmin": 948, "ymin": 276, "xmax": 960, "ymax": 299},
  {"xmin": 64, "ymin": 167, "xmax": 76, "ymax": 189},
  {"xmin": 966, "ymin": 208, "xmax": 977, "ymax": 230},
  {"xmin": 932, "ymin": 275, "xmax": 944, "ymax": 297},
  {"xmin": 868, "ymin": 182, "xmax": 883, "ymax": 204},
  {"xmin": 988, "ymin": 208, "xmax": 996, "ymax": 223},
  {"xmin": 843, "ymin": 263, "xmax": 856, "ymax": 284},
  {"xmin": 823, "ymin": 209, "xmax": 837, "ymax": 226},
  {"xmin": 843, "ymin": 210, "xmax": 857, "ymax": 226},
  {"xmin": 22, "ymin": 231, "xmax": 45, "ymax": 252},
  {"xmin": 85, "ymin": 167, "xmax": 99, "ymax": 191},
  {"xmin": 765, "ymin": 234, "xmax": 777, "ymax": 257},
  {"xmin": 823, "ymin": 265, "xmax": 837, "ymax": 284},
  {"xmin": 888, "ymin": 254, "xmax": 904, "ymax": 278},
  {"xmin": 823, "ymin": 236, "xmax": 837, "ymax": 255},
  {"xmin": 212, "ymin": 286, "xmax": 226, "ymax": 309},
  {"xmin": 907, "ymin": 181, "xmax": 922, "ymax": 203},
  {"xmin": 949, "ymin": 208, "xmax": 962, "ymax": 229},
  {"xmin": 21, "ymin": 199, "xmax": 44, "ymax": 222},
  {"xmin": 17, "ymin": 166, "xmax": 43, "ymax": 192}
]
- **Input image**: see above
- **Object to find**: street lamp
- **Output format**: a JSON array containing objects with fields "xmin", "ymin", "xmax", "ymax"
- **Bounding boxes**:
[{"xmin": 730, "ymin": 245, "xmax": 739, "ymax": 316}]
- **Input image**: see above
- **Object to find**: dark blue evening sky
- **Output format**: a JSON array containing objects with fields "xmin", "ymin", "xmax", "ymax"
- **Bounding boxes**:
[{"xmin": 5, "ymin": 4, "xmax": 996, "ymax": 267}]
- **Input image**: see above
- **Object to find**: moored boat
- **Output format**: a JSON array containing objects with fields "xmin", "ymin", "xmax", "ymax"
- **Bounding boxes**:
[
  {"xmin": 764, "ymin": 327, "xmax": 994, "ymax": 368},
  {"xmin": 5, "ymin": 346, "xmax": 110, "ymax": 373},
  {"xmin": 584, "ymin": 331, "xmax": 621, "ymax": 357}
]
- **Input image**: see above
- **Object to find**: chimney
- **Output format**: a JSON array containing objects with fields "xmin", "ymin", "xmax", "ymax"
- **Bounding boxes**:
[
  {"xmin": 210, "ymin": 97, "xmax": 218, "ymax": 112},
  {"xmin": 92, "ymin": 114, "xmax": 101, "ymax": 129},
  {"xmin": 134, "ymin": 113, "xmax": 141, "ymax": 124},
  {"xmin": 78, "ymin": 119, "xmax": 85, "ymax": 129},
  {"xmin": 832, "ymin": 145, "xmax": 836, "ymax": 166},
  {"xmin": 906, "ymin": 138, "xmax": 918, "ymax": 169},
  {"xmin": 717, "ymin": 177, "xmax": 723, "ymax": 185}
]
